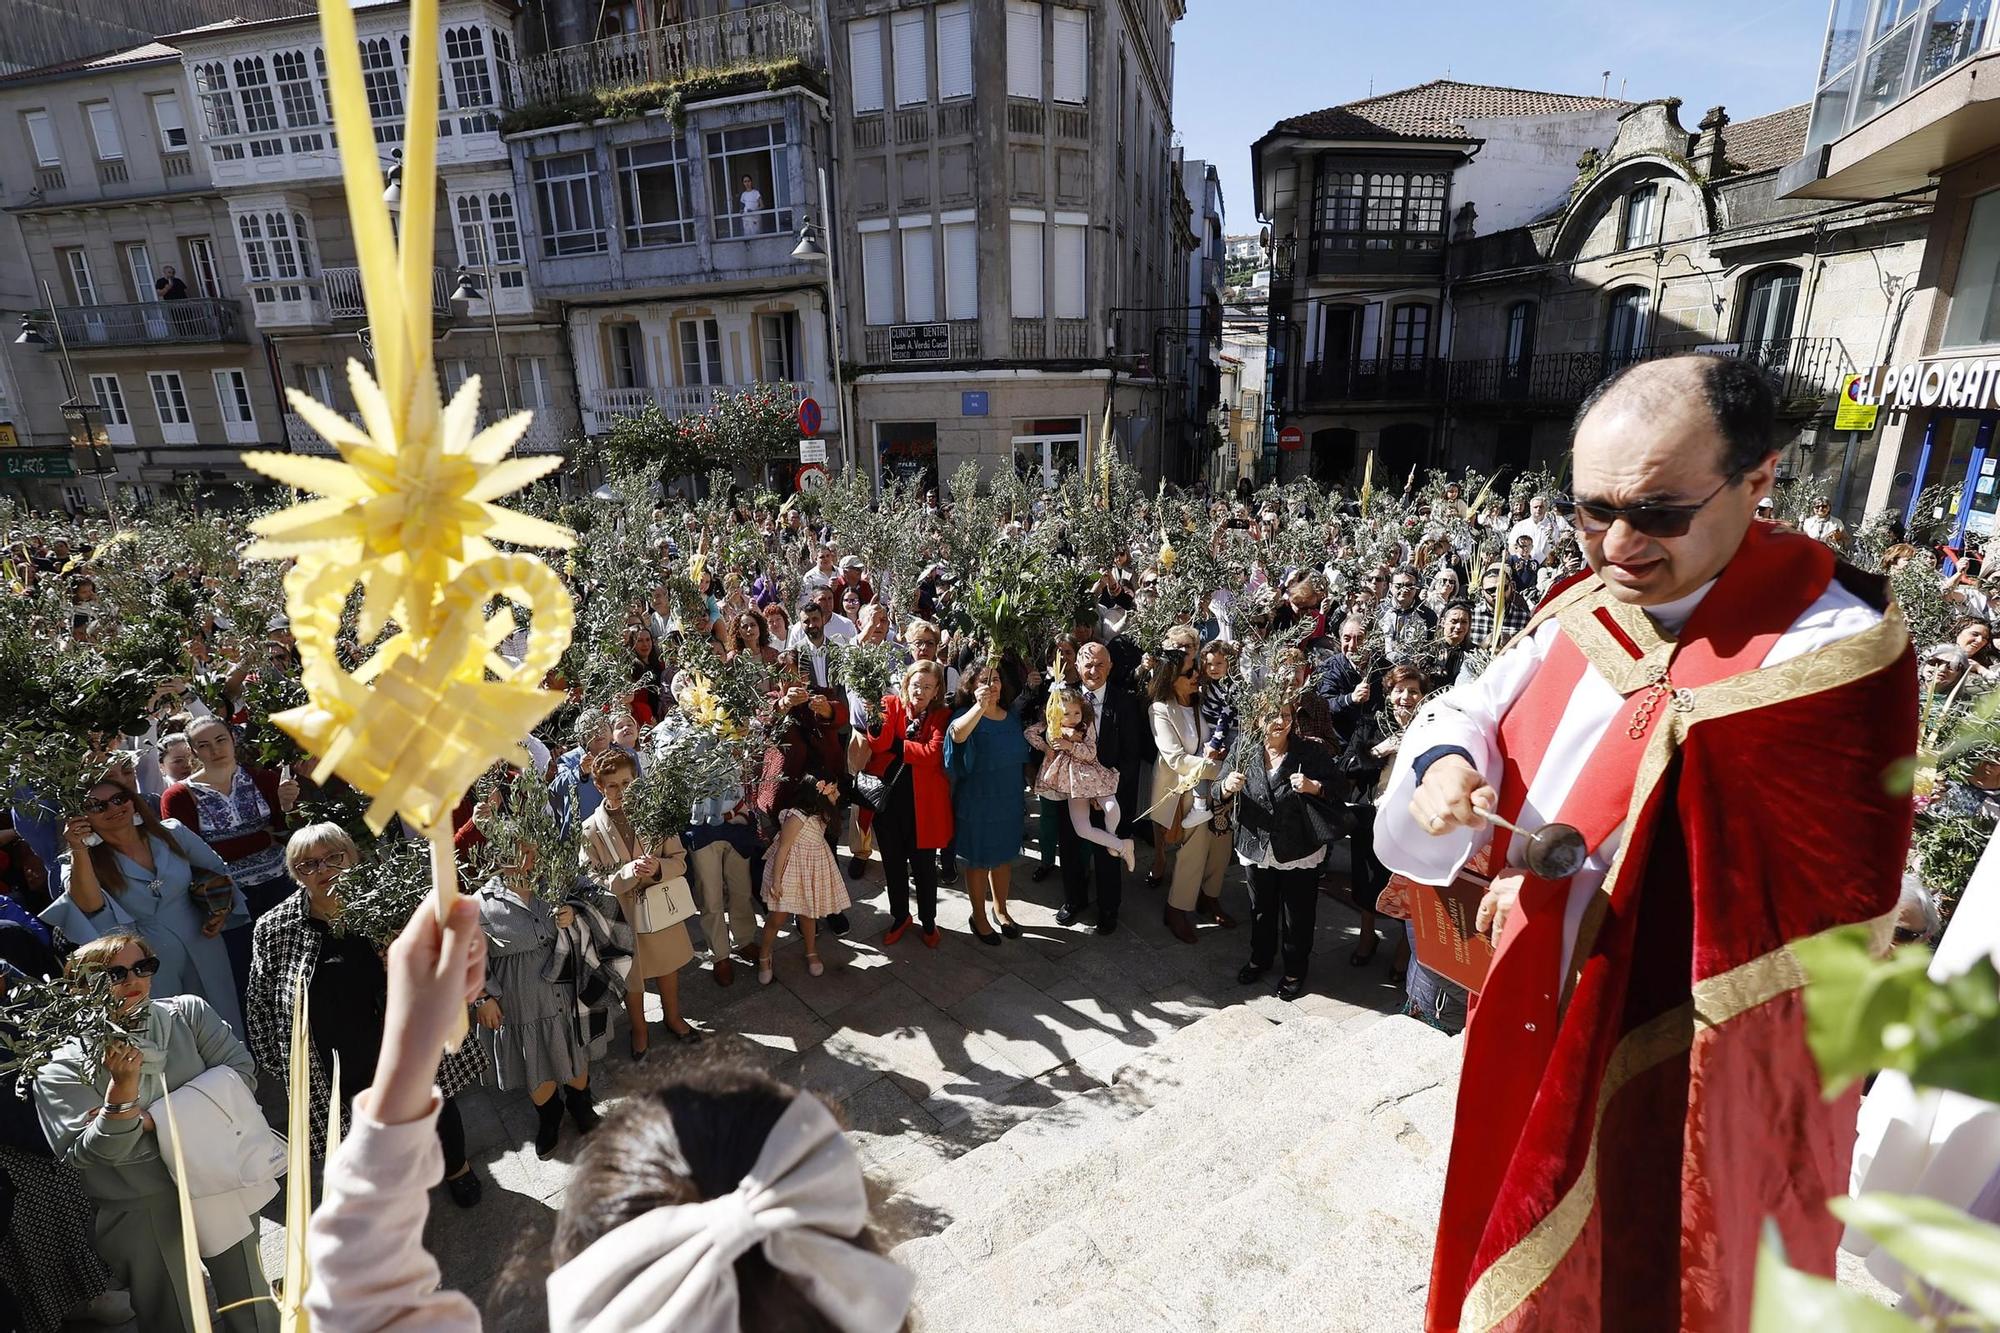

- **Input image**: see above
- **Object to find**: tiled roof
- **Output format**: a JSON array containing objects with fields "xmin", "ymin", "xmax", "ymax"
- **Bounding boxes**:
[
  {"xmin": 0, "ymin": 40, "xmax": 179, "ymax": 84},
  {"xmin": 1268, "ymin": 79, "xmax": 1627, "ymax": 143},
  {"xmin": 1723, "ymin": 103, "xmax": 1810, "ymax": 175}
]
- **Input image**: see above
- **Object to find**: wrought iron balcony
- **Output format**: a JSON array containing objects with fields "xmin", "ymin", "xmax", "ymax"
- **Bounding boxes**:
[
  {"xmin": 1306, "ymin": 233, "xmax": 1446, "ymax": 279},
  {"xmin": 322, "ymin": 266, "xmax": 450, "ymax": 319},
  {"xmin": 1447, "ymin": 337, "xmax": 1847, "ymax": 410},
  {"xmin": 581, "ymin": 381, "xmax": 825, "ymax": 436},
  {"xmin": 40, "ymin": 299, "xmax": 246, "ymax": 347},
  {"xmin": 509, "ymin": 1, "xmax": 824, "ymax": 106},
  {"xmin": 1299, "ymin": 356, "xmax": 1448, "ymax": 404}
]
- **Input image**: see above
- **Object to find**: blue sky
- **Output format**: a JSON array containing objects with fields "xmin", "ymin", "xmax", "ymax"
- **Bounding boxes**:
[{"xmin": 1174, "ymin": 0, "xmax": 1831, "ymax": 233}]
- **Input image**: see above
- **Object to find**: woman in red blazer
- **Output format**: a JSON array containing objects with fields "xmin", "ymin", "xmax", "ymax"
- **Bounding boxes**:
[{"xmin": 862, "ymin": 660, "xmax": 954, "ymax": 947}]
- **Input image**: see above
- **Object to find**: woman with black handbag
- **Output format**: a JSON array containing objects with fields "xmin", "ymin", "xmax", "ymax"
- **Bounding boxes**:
[
  {"xmin": 859, "ymin": 661, "xmax": 954, "ymax": 948},
  {"xmin": 1220, "ymin": 699, "xmax": 1348, "ymax": 1002}
]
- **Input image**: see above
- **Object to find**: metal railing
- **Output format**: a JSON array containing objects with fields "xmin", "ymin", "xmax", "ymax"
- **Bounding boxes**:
[
  {"xmin": 322, "ymin": 265, "xmax": 449, "ymax": 318},
  {"xmin": 582, "ymin": 380, "xmax": 814, "ymax": 433},
  {"xmin": 290, "ymin": 409, "xmax": 574, "ymax": 454},
  {"xmin": 45, "ymin": 299, "xmax": 245, "ymax": 347},
  {"xmin": 1300, "ymin": 356, "xmax": 1449, "ymax": 403},
  {"xmin": 509, "ymin": 2, "xmax": 824, "ymax": 106},
  {"xmin": 1011, "ymin": 317, "xmax": 1045, "ymax": 358},
  {"xmin": 1447, "ymin": 337, "xmax": 1847, "ymax": 409}
]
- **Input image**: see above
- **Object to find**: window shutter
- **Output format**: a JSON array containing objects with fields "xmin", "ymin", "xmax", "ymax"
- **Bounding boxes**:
[
  {"xmin": 1052, "ymin": 9, "xmax": 1087, "ymax": 104},
  {"xmin": 901, "ymin": 224, "xmax": 936, "ymax": 323},
  {"xmin": 936, "ymin": 3, "xmax": 973, "ymax": 99},
  {"xmin": 862, "ymin": 229, "xmax": 895, "ymax": 326},
  {"xmin": 944, "ymin": 220, "xmax": 978, "ymax": 320},
  {"xmin": 1051, "ymin": 223, "xmax": 1085, "ymax": 318},
  {"xmin": 1006, "ymin": 1, "xmax": 1042, "ymax": 100},
  {"xmin": 893, "ymin": 11, "xmax": 928, "ymax": 107},
  {"xmin": 1010, "ymin": 221, "xmax": 1043, "ymax": 318},
  {"xmin": 24, "ymin": 110, "xmax": 59, "ymax": 165},
  {"xmin": 848, "ymin": 19, "xmax": 884, "ymax": 114}
]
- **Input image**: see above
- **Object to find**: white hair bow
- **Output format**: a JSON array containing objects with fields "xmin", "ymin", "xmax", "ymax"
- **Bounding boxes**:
[{"xmin": 546, "ymin": 1095, "xmax": 913, "ymax": 1333}]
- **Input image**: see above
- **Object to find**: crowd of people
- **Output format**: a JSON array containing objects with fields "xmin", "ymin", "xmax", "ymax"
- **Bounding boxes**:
[{"xmin": 0, "ymin": 377, "xmax": 1974, "ymax": 1331}]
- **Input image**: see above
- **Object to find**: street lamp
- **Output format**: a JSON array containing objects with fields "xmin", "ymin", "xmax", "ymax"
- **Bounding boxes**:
[
  {"xmin": 450, "ymin": 264, "xmax": 515, "ymax": 415},
  {"xmin": 16, "ymin": 282, "xmax": 120, "ymax": 526},
  {"xmin": 790, "ymin": 165, "xmax": 852, "ymax": 480}
]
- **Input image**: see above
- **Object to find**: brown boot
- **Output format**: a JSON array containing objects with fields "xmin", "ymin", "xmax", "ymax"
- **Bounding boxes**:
[
  {"xmin": 1197, "ymin": 893, "xmax": 1237, "ymax": 928},
  {"xmin": 713, "ymin": 955, "xmax": 735, "ymax": 987},
  {"xmin": 1163, "ymin": 905, "xmax": 1198, "ymax": 944}
]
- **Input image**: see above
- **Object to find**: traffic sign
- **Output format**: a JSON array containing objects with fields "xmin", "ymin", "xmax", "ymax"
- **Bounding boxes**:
[
  {"xmin": 798, "ymin": 438, "xmax": 828, "ymax": 465},
  {"xmin": 1835, "ymin": 374, "xmax": 1879, "ymax": 432},
  {"xmin": 797, "ymin": 396, "xmax": 822, "ymax": 437},
  {"xmin": 796, "ymin": 462, "xmax": 828, "ymax": 491},
  {"xmin": 1278, "ymin": 425, "xmax": 1305, "ymax": 451}
]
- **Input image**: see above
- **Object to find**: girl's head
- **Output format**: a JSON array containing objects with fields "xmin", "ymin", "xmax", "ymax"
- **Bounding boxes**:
[
  {"xmin": 66, "ymin": 930, "xmax": 157, "ymax": 1016},
  {"xmin": 900, "ymin": 660, "xmax": 945, "ymax": 713},
  {"xmin": 736, "ymin": 609, "xmax": 770, "ymax": 651},
  {"xmin": 764, "ymin": 604, "xmax": 791, "ymax": 642},
  {"xmin": 626, "ymin": 626, "xmax": 657, "ymax": 662},
  {"xmin": 594, "ymin": 749, "xmax": 640, "ymax": 810},
  {"xmin": 1384, "ymin": 663, "xmax": 1428, "ymax": 719},
  {"xmin": 1954, "ymin": 616, "xmax": 1992, "ymax": 659},
  {"xmin": 1199, "ymin": 640, "xmax": 1237, "ymax": 682},
  {"xmin": 841, "ymin": 586, "xmax": 862, "ymax": 620},
  {"xmin": 158, "ymin": 733, "xmax": 195, "ymax": 782},
  {"xmin": 1051, "ymin": 683, "xmax": 1095, "ymax": 733},
  {"xmin": 608, "ymin": 711, "xmax": 641, "ymax": 751},
  {"xmin": 285, "ymin": 823, "xmax": 358, "ymax": 897},
  {"xmin": 188, "ymin": 716, "xmax": 236, "ymax": 773}
]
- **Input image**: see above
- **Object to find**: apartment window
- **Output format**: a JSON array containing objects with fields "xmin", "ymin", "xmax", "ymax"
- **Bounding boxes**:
[
  {"xmin": 759, "ymin": 312, "xmax": 799, "ymax": 382},
  {"xmin": 860, "ymin": 225, "xmax": 895, "ymax": 326},
  {"xmin": 273, "ymin": 50, "xmax": 320, "ymax": 128},
  {"xmin": 238, "ymin": 213, "xmax": 268, "ymax": 281},
  {"xmin": 214, "ymin": 369, "xmax": 255, "ymax": 424},
  {"xmin": 1604, "ymin": 287, "xmax": 1650, "ymax": 363},
  {"xmin": 707, "ymin": 123, "xmax": 790, "ymax": 239},
  {"xmin": 445, "ymin": 26, "xmax": 498, "ymax": 133},
  {"xmin": 456, "ymin": 193, "xmax": 490, "ymax": 272},
  {"xmin": 360, "ymin": 37, "xmax": 403, "ymax": 142},
  {"xmin": 486, "ymin": 192, "xmax": 523, "ymax": 286},
  {"xmin": 85, "ymin": 103, "xmax": 124, "ymax": 160},
  {"xmin": 607, "ymin": 323, "xmax": 646, "ymax": 388},
  {"xmin": 678, "ymin": 319, "xmax": 724, "ymax": 385},
  {"xmin": 233, "ymin": 57, "xmax": 280, "ymax": 135},
  {"xmin": 1052, "ymin": 7, "xmax": 1088, "ymax": 104},
  {"xmin": 848, "ymin": 18, "xmax": 884, "ymax": 114},
  {"xmin": 900, "ymin": 220, "xmax": 936, "ymax": 323},
  {"xmin": 937, "ymin": 3, "xmax": 973, "ymax": 100},
  {"xmin": 149, "ymin": 371, "xmax": 192, "ymax": 424},
  {"xmin": 184, "ymin": 236, "xmax": 221, "ymax": 298},
  {"xmin": 893, "ymin": 10, "xmax": 929, "ymax": 107},
  {"xmin": 515, "ymin": 356, "xmax": 551, "ymax": 411},
  {"xmin": 531, "ymin": 152, "xmax": 607, "ymax": 256},
  {"xmin": 89, "ymin": 375, "xmax": 129, "ymax": 425},
  {"xmin": 1388, "ymin": 304, "xmax": 1431, "ymax": 364},
  {"xmin": 150, "ymin": 93, "xmax": 187, "ymax": 149},
  {"xmin": 1006, "ymin": 0, "xmax": 1042, "ymax": 99},
  {"xmin": 617, "ymin": 139, "xmax": 694, "ymax": 247},
  {"xmin": 439, "ymin": 358, "xmax": 471, "ymax": 402},
  {"xmin": 194, "ymin": 62, "xmax": 240, "ymax": 139},
  {"xmin": 125, "ymin": 243, "xmax": 155, "ymax": 300},
  {"xmin": 62, "ymin": 249, "xmax": 97, "ymax": 306},
  {"xmin": 1010, "ymin": 214, "xmax": 1044, "ymax": 318},
  {"xmin": 943, "ymin": 215, "xmax": 977, "ymax": 320},
  {"xmin": 1504, "ymin": 300, "xmax": 1537, "ymax": 372},
  {"xmin": 1622, "ymin": 184, "xmax": 1658, "ymax": 250},
  {"xmin": 298, "ymin": 362, "xmax": 336, "ymax": 406},
  {"xmin": 23, "ymin": 109, "xmax": 60, "ymax": 166},
  {"xmin": 1051, "ymin": 218, "xmax": 1085, "ymax": 319},
  {"xmin": 1312, "ymin": 169, "xmax": 1447, "ymax": 254},
  {"xmin": 1739, "ymin": 268, "xmax": 1800, "ymax": 347},
  {"xmin": 238, "ymin": 210, "xmax": 311, "ymax": 298}
]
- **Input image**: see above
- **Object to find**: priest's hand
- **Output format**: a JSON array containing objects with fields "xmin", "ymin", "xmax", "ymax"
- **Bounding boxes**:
[{"xmin": 1409, "ymin": 755, "xmax": 1497, "ymax": 836}]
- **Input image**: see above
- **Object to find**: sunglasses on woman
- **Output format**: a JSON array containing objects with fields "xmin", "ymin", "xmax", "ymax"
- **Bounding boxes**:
[
  {"xmin": 83, "ymin": 790, "xmax": 133, "ymax": 815},
  {"xmin": 1554, "ymin": 471, "xmax": 1743, "ymax": 540},
  {"xmin": 100, "ymin": 956, "xmax": 161, "ymax": 985}
]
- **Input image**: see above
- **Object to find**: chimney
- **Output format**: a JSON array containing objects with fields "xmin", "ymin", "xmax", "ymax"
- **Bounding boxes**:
[{"xmin": 1694, "ymin": 105, "xmax": 1730, "ymax": 178}]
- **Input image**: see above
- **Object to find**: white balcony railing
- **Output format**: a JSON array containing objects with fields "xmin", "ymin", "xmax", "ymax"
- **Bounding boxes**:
[
  {"xmin": 323, "ymin": 265, "xmax": 450, "ymax": 319},
  {"xmin": 286, "ymin": 409, "xmax": 574, "ymax": 456},
  {"xmin": 582, "ymin": 381, "xmax": 821, "ymax": 435},
  {"xmin": 508, "ymin": 1, "xmax": 824, "ymax": 106}
]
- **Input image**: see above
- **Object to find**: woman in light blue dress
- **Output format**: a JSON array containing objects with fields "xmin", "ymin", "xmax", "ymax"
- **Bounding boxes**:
[{"xmin": 39, "ymin": 775, "xmax": 246, "ymax": 1037}]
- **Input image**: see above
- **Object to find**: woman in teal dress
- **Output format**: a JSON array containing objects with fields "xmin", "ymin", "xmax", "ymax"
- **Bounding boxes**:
[
  {"xmin": 944, "ymin": 661, "xmax": 1033, "ymax": 943},
  {"xmin": 40, "ymin": 776, "xmax": 247, "ymax": 1037}
]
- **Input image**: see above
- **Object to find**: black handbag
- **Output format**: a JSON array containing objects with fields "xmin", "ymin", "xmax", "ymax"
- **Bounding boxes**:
[{"xmin": 850, "ymin": 770, "xmax": 892, "ymax": 813}]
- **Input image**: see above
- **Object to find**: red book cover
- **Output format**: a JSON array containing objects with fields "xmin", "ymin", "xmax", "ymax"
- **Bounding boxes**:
[{"xmin": 1395, "ymin": 844, "xmax": 1496, "ymax": 993}]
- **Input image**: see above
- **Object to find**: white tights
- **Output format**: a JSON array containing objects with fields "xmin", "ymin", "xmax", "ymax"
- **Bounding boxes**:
[{"xmin": 1068, "ymin": 795, "xmax": 1126, "ymax": 854}]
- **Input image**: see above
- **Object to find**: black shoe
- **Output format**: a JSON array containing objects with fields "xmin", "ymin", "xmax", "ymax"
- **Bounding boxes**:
[
  {"xmin": 824, "ymin": 912, "xmax": 851, "ymax": 937},
  {"xmin": 1030, "ymin": 862, "xmax": 1056, "ymax": 883},
  {"xmin": 847, "ymin": 857, "xmax": 868, "ymax": 879},
  {"xmin": 563, "ymin": 1084, "xmax": 601, "ymax": 1135},
  {"xmin": 1055, "ymin": 904, "xmax": 1082, "ymax": 927},
  {"xmin": 673, "ymin": 1023, "xmax": 704, "ymax": 1046},
  {"xmin": 1237, "ymin": 963, "xmax": 1267, "ymax": 986},
  {"xmin": 971, "ymin": 922, "xmax": 1004, "ymax": 947},
  {"xmin": 445, "ymin": 1166, "xmax": 484, "ymax": 1208},
  {"xmin": 999, "ymin": 918, "xmax": 1023, "ymax": 939},
  {"xmin": 939, "ymin": 865, "xmax": 960, "ymax": 886},
  {"xmin": 1276, "ymin": 976, "xmax": 1306, "ymax": 1002},
  {"xmin": 1094, "ymin": 915, "xmax": 1118, "ymax": 936},
  {"xmin": 533, "ymin": 1096, "xmax": 563, "ymax": 1159}
]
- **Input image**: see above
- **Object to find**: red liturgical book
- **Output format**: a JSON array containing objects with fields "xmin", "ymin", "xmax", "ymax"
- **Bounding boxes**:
[{"xmin": 1392, "ymin": 844, "xmax": 1496, "ymax": 994}]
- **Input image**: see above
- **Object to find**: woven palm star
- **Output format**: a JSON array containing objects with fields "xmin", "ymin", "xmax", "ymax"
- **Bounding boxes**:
[{"xmin": 242, "ymin": 363, "xmax": 571, "ymax": 640}]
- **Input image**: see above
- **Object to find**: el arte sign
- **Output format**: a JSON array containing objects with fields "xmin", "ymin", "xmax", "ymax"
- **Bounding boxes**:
[{"xmin": 1852, "ymin": 357, "xmax": 2000, "ymax": 413}]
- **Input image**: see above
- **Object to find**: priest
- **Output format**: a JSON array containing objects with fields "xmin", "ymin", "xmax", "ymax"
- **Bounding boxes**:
[{"xmin": 1377, "ymin": 355, "xmax": 1916, "ymax": 1332}]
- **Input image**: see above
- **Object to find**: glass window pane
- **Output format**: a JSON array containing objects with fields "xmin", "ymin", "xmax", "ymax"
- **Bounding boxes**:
[
  {"xmin": 1945, "ymin": 189, "xmax": 2000, "ymax": 347},
  {"xmin": 1856, "ymin": 22, "xmax": 1917, "ymax": 124},
  {"xmin": 1822, "ymin": 0, "xmax": 1872, "ymax": 79},
  {"xmin": 1916, "ymin": 0, "xmax": 1989, "ymax": 86}
]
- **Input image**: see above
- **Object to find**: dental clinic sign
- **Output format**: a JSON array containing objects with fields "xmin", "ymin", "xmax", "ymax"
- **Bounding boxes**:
[{"xmin": 1852, "ymin": 357, "xmax": 2000, "ymax": 413}]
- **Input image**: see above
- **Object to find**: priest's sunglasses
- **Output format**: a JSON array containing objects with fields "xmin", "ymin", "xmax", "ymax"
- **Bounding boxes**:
[{"xmin": 1553, "ymin": 470, "xmax": 1744, "ymax": 539}]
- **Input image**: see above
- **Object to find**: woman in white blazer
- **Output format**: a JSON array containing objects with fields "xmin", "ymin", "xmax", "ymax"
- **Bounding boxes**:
[{"xmin": 1148, "ymin": 650, "xmax": 1233, "ymax": 945}]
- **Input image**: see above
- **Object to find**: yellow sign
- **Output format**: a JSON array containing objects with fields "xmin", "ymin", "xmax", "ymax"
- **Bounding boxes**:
[
  {"xmin": 0, "ymin": 422, "xmax": 17, "ymax": 448},
  {"xmin": 1835, "ymin": 373, "xmax": 1880, "ymax": 431}
]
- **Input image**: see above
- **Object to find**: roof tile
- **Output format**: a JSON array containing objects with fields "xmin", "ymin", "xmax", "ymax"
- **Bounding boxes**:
[
  {"xmin": 1722, "ymin": 103, "xmax": 1810, "ymax": 175},
  {"xmin": 1270, "ymin": 78, "xmax": 1626, "ymax": 143}
]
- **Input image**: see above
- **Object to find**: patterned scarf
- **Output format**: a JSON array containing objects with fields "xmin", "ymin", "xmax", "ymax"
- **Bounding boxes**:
[{"xmin": 543, "ymin": 894, "xmax": 633, "ymax": 1049}]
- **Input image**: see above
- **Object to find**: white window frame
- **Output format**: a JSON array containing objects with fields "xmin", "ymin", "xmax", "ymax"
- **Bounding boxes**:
[
  {"xmin": 1051, "ymin": 213, "xmax": 1087, "ymax": 319},
  {"xmin": 706, "ymin": 122, "xmax": 791, "ymax": 240},
  {"xmin": 150, "ymin": 92, "xmax": 187, "ymax": 149},
  {"xmin": 89, "ymin": 374, "xmax": 134, "ymax": 445},
  {"xmin": 184, "ymin": 235, "xmax": 222, "ymax": 299},
  {"xmin": 758, "ymin": 312, "xmax": 798, "ymax": 382},
  {"xmin": 272, "ymin": 49, "xmax": 322, "ymax": 130},
  {"xmin": 1052, "ymin": 7, "xmax": 1088, "ymax": 105},
  {"xmin": 607, "ymin": 323, "xmax": 647, "ymax": 389},
  {"xmin": 848, "ymin": 18, "xmax": 885, "ymax": 114},
  {"xmin": 444, "ymin": 25, "xmax": 500, "ymax": 134},
  {"xmin": 360, "ymin": 37, "xmax": 404, "ymax": 143},
  {"xmin": 899, "ymin": 216, "xmax": 936, "ymax": 324},
  {"xmin": 1010, "ymin": 208, "xmax": 1045, "ymax": 318},
  {"xmin": 149, "ymin": 371, "xmax": 196, "ymax": 444},
  {"xmin": 893, "ymin": 10, "xmax": 929, "ymax": 108},
  {"xmin": 213, "ymin": 368, "xmax": 258, "ymax": 442},
  {"xmin": 1622, "ymin": 184, "xmax": 1658, "ymax": 251},
  {"xmin": 233, "ymin": 56, "xmax": 280, "ymax": 136},
  {"xmin": 942, "ymin": 210, "xmax": 977, "ymax": 321},
  {"xmin": 299, "ymin": 362, "xmax": 337, "ymax": 407},
  {"xmin": 859, "ymin": 219, "xmax": 895, "ymax": 327},
  {"xmin": 84, "ymin": 102, "xmax": 124, "ymax": 161},
  {"xmin": 1006, "ymin": 0, "xmax": 1043, "ymax": 101},
  {"xmin": 124, "ymin": 243, "xmax": 155, "ymax": 301},
  {"xmin": 515, "ymin": 355, "xmax": 551, "ymax": 411},
  {"xmin": 616, "ymin": 138, "xmax": 695, "ymax": 248},
  {"xmin": 531, "ymin": 152, "xmax": 607, "ymax": 257},
  {"xmin": 23, "ymin": 109, "xmax": 60, "ymax": 166},
  {"xmin": 63, "ymin": 249, "xmax": 98, "ymax": 306},
  {"xmin": 936, "ymin": 3, "xmax": 974, "ymax": 101},
  {"xmin": 678, "ymin": 318, "xmax": 725, "ymax": 386}
]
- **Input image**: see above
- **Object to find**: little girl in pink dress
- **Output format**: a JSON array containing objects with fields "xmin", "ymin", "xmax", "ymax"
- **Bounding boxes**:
[
  {"xmin": 758, "ymin": 778, "xmax": 849, "ymax": 983},
  {"xmin": 1027, "ymin": 685, "xmax": 1137, "ymax": 871}
]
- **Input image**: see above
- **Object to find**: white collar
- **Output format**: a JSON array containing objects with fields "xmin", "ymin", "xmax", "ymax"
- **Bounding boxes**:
[{"xmin": 1640, "ymin": 578, "xmax": 1719, "ymax": 637}]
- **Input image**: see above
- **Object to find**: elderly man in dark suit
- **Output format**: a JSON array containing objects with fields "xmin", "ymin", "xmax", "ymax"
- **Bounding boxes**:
[
  {"xmin": 1054, "ymin": 640, "xmax": 1144, "ymax": 935},
  {"xmin": 1314, "ymin": 614, "xmax": 1378, "ymax": 747}
]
